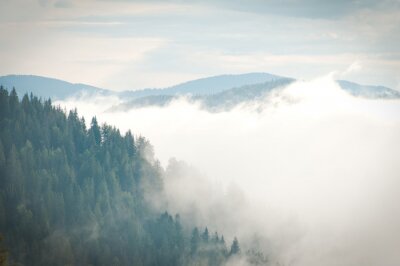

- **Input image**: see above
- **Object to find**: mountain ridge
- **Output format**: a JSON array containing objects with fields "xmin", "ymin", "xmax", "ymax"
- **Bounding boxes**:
[
  {"xmin": 0, "ymin": 74, "xmax": 108, "ymax": 100},
  {"xmin": 1, "ymin": 74, "xmax": 399, "ymax": 109}
]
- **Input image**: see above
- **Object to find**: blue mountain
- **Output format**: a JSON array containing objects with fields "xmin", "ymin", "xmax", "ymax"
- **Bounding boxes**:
[
  {"xmin": 120, "ymin": 72, "xmax": 283, "ymax": 99},
  {"xmin": 1, "ymin": 74, "xmax": 399, "ymax": 110},
  {"xmin": 0, "ymin": 75, "xmax": 107, "ymax": 100},
  {"xmin": 337, "ymin": 80, "xmax": 400, "ymax": 99}
]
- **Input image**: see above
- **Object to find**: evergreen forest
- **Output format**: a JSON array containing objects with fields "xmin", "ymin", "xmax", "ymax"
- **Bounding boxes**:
[{"xmin": 0, "ymin": 87, "xmax": 246, "ymax": 266}]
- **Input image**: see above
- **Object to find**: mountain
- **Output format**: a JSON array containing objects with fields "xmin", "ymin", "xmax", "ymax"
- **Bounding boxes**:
[
  {"xmin": 119, "ymin": 73, "xmax": 400, "ymax": 102},
  {"xmin": 1, "ymin": 74, "xmax": 399, "ymax": 110},
  {"xmin": 114, "ymin": 77, "xmax": 400, "ymax": 112},
  {"xmin": 337, "ymin": 80, "xmax": 400, "ymax": 99},
  {"xmin": 0, "ymin": 73, "xmax": 283, "ymax": 101},
  {"xmin": 200, "ymin": 78, "xmax": 294, "ymax": 110},
  {"xmin": 0, "ymin": 75, "xmax": 108, "ymax": 100},
  {"xmin": 112, "ymin": 78, "xmax": 295, "ymax": 112},
  {"xmin": 120, "ymin": 72, "xmax": 284, "ymax": 99}
]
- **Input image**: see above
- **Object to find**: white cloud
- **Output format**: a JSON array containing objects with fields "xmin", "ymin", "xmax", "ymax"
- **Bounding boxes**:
[
  {"xmin": 55, "ymin": 74, "xmax": 400, "ymax": 265},
  {"xmin": 341, "ymin": 61, "xmax": 362, "ymax": 75},
  {"xmin": 1, "ymin": 0, "xmax": 399, "ymax": 90}
]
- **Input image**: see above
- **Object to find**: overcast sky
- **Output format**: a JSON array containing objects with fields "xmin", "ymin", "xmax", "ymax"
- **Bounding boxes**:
[{"xmin": 0, "ymin": 0, "xmax": 399, "ymax": 91}]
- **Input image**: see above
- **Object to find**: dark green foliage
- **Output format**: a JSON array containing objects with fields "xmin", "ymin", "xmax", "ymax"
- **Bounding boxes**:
[
  {"xmin": 190, "ymin": 227, "xmax": 201, "ymax": 255},
  {"xmin": 188, "ymin": 227, "xmax": 228, "ymax": 266},
  {"xmin": 0, "ymin": 235, "xmax": 7, "ymax": 266},
  {"xmin": 202, "ymin": 227, "xmax": 209, "ymax": 243},
  {"xmin": 230, "ymin": 237, "xmax": 240, "ymax": 255},
  {"xmin": 245, "ymin": 249, "xmax": 268, "ymax": 265},
  {"xmin": 145, "ymin": 212, "xmax": 185, "ymax": 266},
  {"xmin": 0, "ymin": 87, "xmax": 239, "ymax": 265}
]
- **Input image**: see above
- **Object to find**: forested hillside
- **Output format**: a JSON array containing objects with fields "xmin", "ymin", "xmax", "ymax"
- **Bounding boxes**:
[
  {"xmin": 111, "ymin": 78, "xmax": 294, "ymax": 112},
  {"xmin": 0, "ymin": 87, "xmax": 242, "ymax": 266}
]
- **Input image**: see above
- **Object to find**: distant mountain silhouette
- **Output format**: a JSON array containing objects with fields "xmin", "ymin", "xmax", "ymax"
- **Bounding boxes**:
[
  {"xmin": 0, "ymin": 75, "xmax": 107, "ymax": 100},
  {"xmin": 1, "ymin": 74, "xmax": 399, "ymax": 112},
  {"xmin": 112, "ymin": 78, "xmax": 295, "ymax": 112},
  {"xmin": 337, "ymin": 80, "xmax": 400, "ymax": 99},
  {"xmin": 120, "ymin": 73, "xmax": 283, "ymax": 99}
]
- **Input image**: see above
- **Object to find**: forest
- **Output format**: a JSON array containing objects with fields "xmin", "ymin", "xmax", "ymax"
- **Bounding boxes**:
[{"xmin": 0, "ymin": 87, "xmax": 256, "ymax": 266}]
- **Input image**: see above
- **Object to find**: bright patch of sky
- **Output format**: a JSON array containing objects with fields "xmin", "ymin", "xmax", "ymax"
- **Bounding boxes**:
[{"xmin": 0, "ymin": 0, "xmax": 399, "ymax": 91}]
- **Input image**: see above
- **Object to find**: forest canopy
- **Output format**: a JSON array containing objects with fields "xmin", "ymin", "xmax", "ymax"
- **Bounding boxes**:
[{"xmin": 0, "ymin": 87, "xmax": 258, "ymax": 266}]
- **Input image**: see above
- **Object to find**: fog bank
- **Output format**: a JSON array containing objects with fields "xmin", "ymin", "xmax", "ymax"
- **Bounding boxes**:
[{"xmin": 56, "ymin": 75, "xmax": 400, "ymax": 265}]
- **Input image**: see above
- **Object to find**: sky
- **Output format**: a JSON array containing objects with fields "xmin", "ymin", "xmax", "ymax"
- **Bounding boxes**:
[
  {"xmin": 1, "ymin": 1, "xmax": 399, "ymax": 264},
  {"xmin": 0, "ymin": 0, "xmax": 399, "ymax": 91}
]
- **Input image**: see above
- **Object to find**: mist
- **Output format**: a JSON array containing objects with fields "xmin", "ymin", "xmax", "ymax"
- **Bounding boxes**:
[{"xmin": 55, "ymin": 74, "xmax": 400, "ymax": 266}]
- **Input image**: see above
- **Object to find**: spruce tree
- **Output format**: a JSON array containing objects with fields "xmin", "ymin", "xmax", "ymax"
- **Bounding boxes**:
[{"xmin": 230, "ymin": 237, "xmax": 240, "ymax": 255}]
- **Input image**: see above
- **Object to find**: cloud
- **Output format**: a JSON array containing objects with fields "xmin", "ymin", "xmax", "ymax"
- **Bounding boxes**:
[
  {"xmin": 97, "ymin": 0, "xmax": 398, "ymax": 20},
  {"xmin": 55, "ymin": 74, "xmax": 400, "ymax": 265},
  {"xmin": 0, "ymin": 29, "xmax": 167, "ymax": 89},
  {"xmin": 1, "ymin": 0, "xmax": 399, "ymax": 90},
  {"xmin": 344, "ymin": 61, "xmax": 362, "ymax": 74},
  {"xmin": 54, "ymin": 0, "xmax": 73, "ymax": 8},
  {"xmin": 334, "ymin": 61, "xmax": 363, "ymax": 79}
]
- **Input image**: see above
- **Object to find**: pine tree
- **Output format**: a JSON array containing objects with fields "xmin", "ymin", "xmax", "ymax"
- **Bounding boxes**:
[
  {"xmin": 0, "ymin": 87, "xmax": 243, "ymax": 266},
  {"xmin": 89, "ymin": 117, "xmax": 101, "ymax": 146},
  {"xmin": 202, "ymin": 227, "xmax": 209, "ymax": 243},
  {"xmin": 190, "ymin": 227, "xmax": 200, "ymax": 256},
  {"xmin": 230, "ymin": 237, "xmax": 240, "ymax": 255},
  {"xmin": 212, "ymin": 232, "xmax": 219, "ymax": 243}
]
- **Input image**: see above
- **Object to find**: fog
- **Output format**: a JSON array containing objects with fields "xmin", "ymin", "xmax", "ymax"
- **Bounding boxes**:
[{"xmin": 56, "ymin": 74, "xmax": 400, "ymax": 265}]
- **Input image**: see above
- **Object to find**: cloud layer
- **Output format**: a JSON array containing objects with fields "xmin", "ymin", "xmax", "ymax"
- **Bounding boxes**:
[
  {"xmin": 56, "ymin": 75, "xmax": 400, "ymax": 265},
  {"xmin": 1, "ymin": 0, "xmax": 399, "ymax": 90}
]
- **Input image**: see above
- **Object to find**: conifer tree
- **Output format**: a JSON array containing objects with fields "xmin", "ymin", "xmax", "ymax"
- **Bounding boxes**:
[
  {"xmin": 0, "ymin": 87, "xmax": 244, "ymax": 266},
  {"xmin": 230, "ymin": 237, "xmax": 240, "ymax": 255}
]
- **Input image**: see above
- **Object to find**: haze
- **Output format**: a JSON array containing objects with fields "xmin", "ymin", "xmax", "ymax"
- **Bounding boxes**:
[
  {"xmin": 56, "ymin": 74, "xmax": 400, "ymax": 265},
  {"xmin": 0, "ymin": 0, "xmax": 399, "ymax": 90},
  {"xmin": 2, "ymin": 0, "xmax": 400, "ymax": 265}
]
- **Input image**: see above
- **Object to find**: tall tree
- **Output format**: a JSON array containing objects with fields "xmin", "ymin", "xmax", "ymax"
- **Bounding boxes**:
[
  {"xmin": 0, "ymin": 87, "xmax": 242, "ymax": 266},
  {"xmin": 202, "ymin": 227, "xmax": 209, "ymax": 243},
  {"xmin": 230, "ymin": 237, "xmax": 240, "ymax": 255},
  {"xmin": 190, "ymin": 227, "xmax": 200, "ymax": 256},
  {"xmin": 89, "ymin": 116, "xmax": 101, "ymax": 146}
]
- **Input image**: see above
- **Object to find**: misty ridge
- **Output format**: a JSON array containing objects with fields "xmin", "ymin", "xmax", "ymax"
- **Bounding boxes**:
[
  {"xmin": 54, "ymin": 73, "xmax": 400, "ymax": 266},
  {"xmin": 1, "ymin": 71, "xmax": 400, "ymax": 266},
  {"xmin": 0, "ymin": 86, "xmax": 248, "ymax": 266},
  {"xmin": 1, "ymin": 72, "xmax": 399, "ymax": 113},
  {"xmin": 1, "ymin": 0, "xmax": 400, "ymax": 265}
]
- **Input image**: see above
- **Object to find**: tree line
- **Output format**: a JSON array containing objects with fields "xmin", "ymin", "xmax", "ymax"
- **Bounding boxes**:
[{"xmin": 0, "ymin": 87, "xmax": 245, "ymax": 266}]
